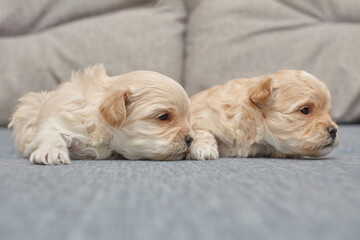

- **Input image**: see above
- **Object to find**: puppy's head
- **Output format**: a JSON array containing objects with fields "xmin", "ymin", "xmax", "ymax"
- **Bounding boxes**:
[
  {"xmin": 99, "ymin": 71, "xmax": 192, "ymax": 160},
  {"xmin": 249, "ymin": 70, "xmax": 339, "ymax": 157}
]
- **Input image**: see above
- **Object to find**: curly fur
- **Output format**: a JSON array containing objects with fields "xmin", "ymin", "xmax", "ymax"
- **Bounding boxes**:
[
  {"xmin": 9, "ymin": 65, "xmax": 192, "ymax": 164},
  {"xmin": 188, "ymin": 70, "xmax": 339, "ymax": 160}
]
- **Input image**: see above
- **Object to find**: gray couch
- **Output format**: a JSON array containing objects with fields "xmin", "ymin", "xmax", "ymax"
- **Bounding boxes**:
[
  {"xmin": 1, "ymin": 0, "xmax": 360, "ymax": 124},
  {"xmin": 1, "ymin": 1, "xmax": 359, "ymax": 239}
]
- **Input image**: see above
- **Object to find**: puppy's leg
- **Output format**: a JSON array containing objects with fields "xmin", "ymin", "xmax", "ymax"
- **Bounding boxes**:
[
  {"xmin": 28, "ymin": 125, "xmax": 70, "ymax": 165},
  {"xmin": 30, "ymin": 134, "xmax": 70, "ymax": 165},
  {"xmin": 187, "ymin": 130, "xmax": 219, "ymax": 160}
]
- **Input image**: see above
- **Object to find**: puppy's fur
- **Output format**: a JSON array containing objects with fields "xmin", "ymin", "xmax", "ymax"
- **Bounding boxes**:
[
  {"xmin": 188, "ymin": 70, "xmax": 339, "ymax": 160},
  {"xmin": 9, "ymin": 65, "xmax": 192, "ymax": 164}
]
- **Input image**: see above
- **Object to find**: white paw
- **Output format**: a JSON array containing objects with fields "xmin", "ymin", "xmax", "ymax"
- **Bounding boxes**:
[
  {"xmin": 30, "ymin": 147, "xmax": 70, "ymax": 165},
  {"xmin": 187, "ymin": 143, "xmax": 219, "ymax": 160}
]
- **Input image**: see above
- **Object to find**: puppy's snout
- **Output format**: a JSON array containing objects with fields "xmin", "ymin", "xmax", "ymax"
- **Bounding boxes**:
[
  {"xmin": 185, "ymin": 135, "xmax": 193, "ymax": 147},
  {"xmin": 327, "ymin": 126, "xmax": 337, "ymax": 140}
]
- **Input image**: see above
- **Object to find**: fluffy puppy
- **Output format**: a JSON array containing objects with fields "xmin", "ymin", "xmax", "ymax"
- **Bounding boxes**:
[
  {"xmin": 187, "ymin": 70, "xmax": 339, "ymax": 160},
  {"xmin": 9, "ymin": 65, "xmax": 193, "ymax": 165}
]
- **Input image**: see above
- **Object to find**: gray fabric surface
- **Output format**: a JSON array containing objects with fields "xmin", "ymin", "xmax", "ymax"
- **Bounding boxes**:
[
  {"xmin": 0, "ymin": 0, "xmax": 186, "ymax": 126},
  {"xmin": 2, "ymin": 0, "xmax": 360, "ymax": 126},
  {"xmin": 184, "ymin": 0, "xmax": 360, "ymax": 123},
  {"xmin": 1, "ymin": 125, "xmax": 360, "ymax": 240}
]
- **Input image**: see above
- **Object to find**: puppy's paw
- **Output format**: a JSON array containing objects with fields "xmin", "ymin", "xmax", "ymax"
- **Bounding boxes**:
[
  {"xmin": 30, "ymin": 147, "xmax": 70, "ymax": 165},
  {"xmin": 187, "ymin": 143, "xmax": 219, "ymax": 160}
]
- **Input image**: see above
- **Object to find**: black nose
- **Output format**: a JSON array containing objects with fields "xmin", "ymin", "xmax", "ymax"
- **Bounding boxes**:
[
  {"xmin": 328, "ymin": 126, "xmax": 337, "ymax": 140},
  {"xmin": 185, "ymin": 135, "xmax": 193, "ymax": 147}
]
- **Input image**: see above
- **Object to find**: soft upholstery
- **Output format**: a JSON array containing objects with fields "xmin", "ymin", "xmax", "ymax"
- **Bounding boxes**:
[
  {"xmin": 0, "ymin": 0, "xmax": 186, "ymax": 125},
  {"xmin": 184, "ymin": 0, "xmax": 360, "ymax": 122},
  {"xmin": 1, "ymin": 125, "xmax": 360, "ymax": 240},
  {"xmin": 1, "ymin": 2, "xmax": 360, "ymax": 239},
  {"xmin": 1, "ymin": 0, "xmax": 360, "ymax": 125}
]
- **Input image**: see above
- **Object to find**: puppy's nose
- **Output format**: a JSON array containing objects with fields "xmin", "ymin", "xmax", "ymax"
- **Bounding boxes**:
[
  {"xmin": 185, "ymin": 135, "xmax": 193, "ymax": 147},
  {"xmin": 328, "ymin": 126, "xmax": 337, "ymax": 140}
]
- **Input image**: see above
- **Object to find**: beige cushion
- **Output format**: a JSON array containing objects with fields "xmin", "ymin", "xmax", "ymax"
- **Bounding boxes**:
[
  {"xmin": 184, "ymin": 0, "xmax": 360, "ymax": 122},
  {"xmin": 0, "ymin": 0, "xmax": 186, "ymax": 126}
]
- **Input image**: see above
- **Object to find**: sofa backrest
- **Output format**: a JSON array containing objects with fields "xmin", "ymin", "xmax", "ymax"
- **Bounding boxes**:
[{"xmin": 1, "ymin": 0, "xmax": 359, "ymax": 125}]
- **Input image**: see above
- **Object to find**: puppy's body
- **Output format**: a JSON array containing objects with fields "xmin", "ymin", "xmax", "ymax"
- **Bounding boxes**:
[
  {"xmin": 188, "ymin": 70, "xmax": 339, "ymax": 160},
  {"xmin": 9, "ymin": 65, "xmax": 192, "ymax": 164}
]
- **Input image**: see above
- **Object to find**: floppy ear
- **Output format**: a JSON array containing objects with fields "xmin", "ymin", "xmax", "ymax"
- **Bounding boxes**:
[
  {"xmin": 99, "ymin": 88, "xmax": 130, "ymax": 128},
  {"xmin": 249, "ymin": 76, "xmax": 275, "ymax": 108}
]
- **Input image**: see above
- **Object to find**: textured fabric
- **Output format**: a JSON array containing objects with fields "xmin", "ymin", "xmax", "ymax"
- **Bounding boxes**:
[
  {"xmin": 184, "ymin": 0, "xmax": 360, "ymax": 123},
  {"xmin": 0, "ymin": 0, "xmax": 186, "ymax": 126},
  {"xmin": 1, "ymin": 125, "xmax": 360, "ymax": 240},
  {"xmin": 1, "ymin": 0, "xmax": 360, "ymax": 126}
]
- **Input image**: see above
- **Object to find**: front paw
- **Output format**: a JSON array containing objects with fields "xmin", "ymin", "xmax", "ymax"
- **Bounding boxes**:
[
  {"xmin": 30, "ymin": 147, "xmax": 70, "ymax": 165},
  {"xmin": 187, "ymin": 143, "xmax": 219, "ymax": 160}
]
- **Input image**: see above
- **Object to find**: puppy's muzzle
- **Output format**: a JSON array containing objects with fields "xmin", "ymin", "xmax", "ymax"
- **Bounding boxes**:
[
  {"xmin": 323, "ymin": 125, "xmax": 338, "ymax": 148},
  {"xmin": 327, "ymin": 126, "xmax": 337, "ymax": 140},
  {"xmin": 185, "ymin": 135, "xmax": 193, "ymax": 147}
]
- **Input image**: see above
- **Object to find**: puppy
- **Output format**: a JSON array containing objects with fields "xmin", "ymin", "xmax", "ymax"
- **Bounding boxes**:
[
  {"xmin": 187, "ymin": 70, "xmax": 339, "ymax": 160},
  {"xmin": 9, "ymin": 65, "xmax": 193, "ymax": 165}
]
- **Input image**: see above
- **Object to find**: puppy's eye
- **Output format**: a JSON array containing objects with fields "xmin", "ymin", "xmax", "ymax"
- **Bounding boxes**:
[
  {"xmin": 158, "ymin": 114, "xmax": 168, "ymax": 121},
  {"xmin": 300, "ymin": 107, "xmax": 310, "ymax": 115}
]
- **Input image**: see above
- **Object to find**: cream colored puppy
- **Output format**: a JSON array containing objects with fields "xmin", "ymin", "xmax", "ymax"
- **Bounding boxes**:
[
  {"xmin": 188, "ymin": 70, "xmax": 339, "ymax": 160},
  {"xmin": 9, "ymin": 65, "xmax": 193, "ymax": 165}
]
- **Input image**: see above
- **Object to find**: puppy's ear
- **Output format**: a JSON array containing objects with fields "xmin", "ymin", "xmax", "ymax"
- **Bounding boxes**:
[
  {"xmin": 99, "ymin": 88, "xmax": 130, "ymax": 128},
  {"xmin": 249, "ymin": 76, "xmax": 275, "ymax": 108}
]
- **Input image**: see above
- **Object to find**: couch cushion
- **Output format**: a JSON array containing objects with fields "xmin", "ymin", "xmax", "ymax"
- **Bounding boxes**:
[
  {"xmin": 1, "ymin": 125, "xmax": 360, "ymax": 240},
  {"xmin": 184, "ymin": 0, "xmax": 360, "ymax": 123},
  {"xmin": 0, "ymin": 0, "xmax": 186, "ymax": 126}
]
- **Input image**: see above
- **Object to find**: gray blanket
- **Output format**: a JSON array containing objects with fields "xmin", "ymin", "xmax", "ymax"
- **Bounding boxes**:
[{"xmin": 1, "ymin": 125, "xmax": 359, "ymax": 240}]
